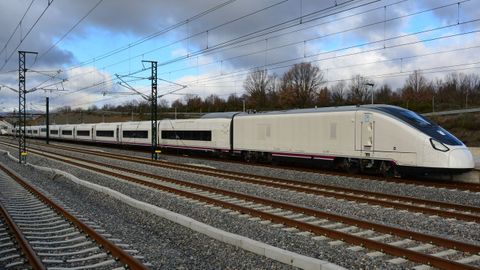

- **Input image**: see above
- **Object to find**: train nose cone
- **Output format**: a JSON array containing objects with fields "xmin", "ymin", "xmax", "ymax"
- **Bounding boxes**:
[{"xmin": 449, "ymin": 148, "xmax": 475, "ymax": 169}]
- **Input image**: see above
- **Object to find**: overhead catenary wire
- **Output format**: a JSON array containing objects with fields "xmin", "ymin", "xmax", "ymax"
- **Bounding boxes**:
[
  {"xmin": 59, "ymin": 0, "xmax": 362, "ymax": 83},
  {"xmin": 58, "ymin": 15, "xmax": 479, "ymax": 101},
  {"xmin": 175, "ymin": 23, "xmax": 480, "ymax": 88},
  {"xmin": 37, "ymin": 0, "xmax": 104, "ymax": 60},
  {"xmin": 48, "ymin": 0, "xmax": 376, "ymax": 93},
  {"xmin": 0, "ymin": 0, "xmax": 36, "ymax": 59},
  {"xmin": 0, "ymin": 0, "xmax": 54, "ymax": 71},
  {"xmin": 65, "ymin": 0, "xmax": 239, "ymax": 71},
  {"xmin": 155, "ymin": 0, "xmax": 469, "ymax": 77},
  {"xmin": 51, "ymin": 0, "xmax": 458, "ymax": 93}
]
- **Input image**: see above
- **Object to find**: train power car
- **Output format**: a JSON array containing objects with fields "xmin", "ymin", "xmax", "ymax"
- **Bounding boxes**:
[{"xmin": 232, "ymin": 105, "xmax": 474, "ymax": 175}]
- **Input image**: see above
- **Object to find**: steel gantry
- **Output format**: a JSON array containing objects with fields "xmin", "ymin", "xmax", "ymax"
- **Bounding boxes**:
[
  {"xmin": 142, "ymin": 60, "xmax": 158, "ymax": 160},
  {"xmin": 18, "ymin": 51, "xmax": 37, "ymax": 164}
]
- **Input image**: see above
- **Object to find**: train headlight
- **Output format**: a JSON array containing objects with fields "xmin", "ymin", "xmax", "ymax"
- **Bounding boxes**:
[{"xmin": 430, "ymin": 138, "xmax": 449, "ymax": 152}]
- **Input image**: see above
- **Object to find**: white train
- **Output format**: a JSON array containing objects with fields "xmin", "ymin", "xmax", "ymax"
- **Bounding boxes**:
[{"xmin": 15, "ymin": 104, "xmax": 475, "ymax": 176}]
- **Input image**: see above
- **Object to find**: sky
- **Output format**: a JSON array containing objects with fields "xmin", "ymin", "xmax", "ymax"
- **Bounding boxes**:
[{"xmin": 0, "ymin": 0, "xmax": 480, "ymax": 113}]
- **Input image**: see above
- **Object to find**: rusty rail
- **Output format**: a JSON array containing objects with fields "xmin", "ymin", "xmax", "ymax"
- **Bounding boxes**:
[
  {"xmin": 0, "ymin": 202, "xmax": 45, "ymax": 270},
  {"xmin": 26, "ymin": 149, "xmax": 480, "ymax": 270},
  {"xmin": 0, "ymin": 162, "xmax": 149, "ymax": 270}
]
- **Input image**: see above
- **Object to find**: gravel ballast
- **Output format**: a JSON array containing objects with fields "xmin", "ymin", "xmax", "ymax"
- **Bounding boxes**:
[
  {"xmin": 0, "ymin": 144, "xmax": 414, "ymax": 269},
  {"xmin": 21, "ymin": 142, "xmax": 480, "ymax": 246},
  {"xmin": 0, "ymin": 154, "xmax": 297, "ymax": 269}
]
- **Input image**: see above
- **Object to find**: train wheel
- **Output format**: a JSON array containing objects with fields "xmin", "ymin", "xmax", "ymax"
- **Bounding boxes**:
[
  {"xmin": 342, "ymin": 158, "xmax": 359, "ymax": 174},
  {"xmin": 379, "ymin": 161, "xmax": 397, "ymax": 178}
]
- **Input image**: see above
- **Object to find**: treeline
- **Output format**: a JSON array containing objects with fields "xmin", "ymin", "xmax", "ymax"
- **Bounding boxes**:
[{"xmin": 57, "ymin": 62, "xmax": 480, "ymax": 115}]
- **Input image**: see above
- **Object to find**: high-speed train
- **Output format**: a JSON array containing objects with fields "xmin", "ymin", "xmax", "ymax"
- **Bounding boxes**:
[{"xmin": 14, "ymin": 104, "xmax": 475, "ymax": 176}]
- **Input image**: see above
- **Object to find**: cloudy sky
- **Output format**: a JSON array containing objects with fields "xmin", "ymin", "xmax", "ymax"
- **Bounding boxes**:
[{"xmin": 0, "ymin": 0, "xmax": 479, "ymax": 112}]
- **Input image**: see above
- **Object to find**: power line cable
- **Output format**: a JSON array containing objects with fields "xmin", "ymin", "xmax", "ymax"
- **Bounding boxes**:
[
  {"xmin": 55, "ymin": 0, "xmax": 371, "ymax": 87},
  {"xmin": 51, "ymin": 15, "xmax": 479, "ymax": 102},
  {"xmin": 0, "ymin": 0, "xmax": 36, "ymax": 57},
  {"xmin": 38, "ymin": 0, "xmax": 104, "ymax": 60},
  {"xmin": 0, "ymin": 0, "xmax": 54, "ymax": 71},
  {"xmin": 65, "ymin": 0, "xmax": 239, "ymax": 71}
]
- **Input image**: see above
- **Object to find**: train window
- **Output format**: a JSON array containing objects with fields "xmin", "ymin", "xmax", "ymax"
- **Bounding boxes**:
[
  {"xmin": 41, "ymin": 128, "xmax": 47, "ymax": 132},
  {"xmin": 33, "ymin": 130, "xmax": 38, "ymax": 134},
  {"xmin": 96, "ymin": 130, "xmax": 114, "ymax": 137},
  {"xmin": 375, "ymin": 106, "xmax": 462, "ymax": 146},
  {"xmin": 62, "ymin": 130, "xmax": 73, "ymax": 135},
  {"xmin": 27, "ymin": 130, "xmax": 32, "ymax": 134},
  {"xmin": 161, "ymin": 130, "xmax": 212, "ymax": 141},
  {"xmin": 50, "ymin": 130, "xmax": 59, "ymax": 135},
  {"xmin": 123, "ymin": 130, "xmax": 148, "ymax": 139},
  {"xmin": 77, "ymin": 130, "xmax": 90, "ymax": 136}
]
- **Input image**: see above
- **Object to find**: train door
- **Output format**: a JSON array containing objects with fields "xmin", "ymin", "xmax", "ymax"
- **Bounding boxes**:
[
  {"xmin": 92, "ymin": 127, "xmax": 95, "ymax": 141},
  {"xmin": 355, "ymin": 112, "xmax": 375, "ymax": 156}
]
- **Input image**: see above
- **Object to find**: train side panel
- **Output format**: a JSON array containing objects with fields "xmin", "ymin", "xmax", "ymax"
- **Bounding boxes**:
[
  {"xmin": 93, "ymin": 123, "xmax": 120, "ymax": 144},
  {"xmin": 75, "ymin": 124, "xmax": 95, "ymax": 142},
  {"xmin": 233, "ymin": 111, "xmax": 357, "ymax": 159},
  {"xmin": 49, "ymin": 125, "xmax": 61, "ymax": 139},
  {"xmin": 121, "ymin": 121, "xmax": 151, "ymax": 146},
  {"xmin": 158, "ymin": 118, "xmax": 231, "ymax": 152},
  {"xmin": 60, "ymin": 125, "xmax": 76, "ymax": 140}
]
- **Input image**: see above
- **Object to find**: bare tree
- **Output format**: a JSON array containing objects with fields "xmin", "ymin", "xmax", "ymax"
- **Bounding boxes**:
[
  {"xmin": 279, "ymin": 62, "xmax": 325, "ymax": 108},
  {"xmin": 184, "ymin": 94, "xmax": 203, "ymax": 112},
  {"xmin": 458, "ymin": 73, "xmax": 480, "ymax": 108},
  {"xmin": 402, "ymin": 70, "xmax": 431, "ymax": 104},
  {"xmin": 330, "ymin": 81, "xmax": 346, "ymax": 105},
  {"xmin": 347, "ymin": 75, "xmax": 373, "ymax": 104},
  {"xmin": 375, "ymin": 84, "xmax": 393, "ymax": 104},
  {"xmin": 243, "ymin": 68, "xmax": 271, "ymax": 109},
  {"xmin": 316, "ymin": 87, "xmax": 330, "ymax": 107}
]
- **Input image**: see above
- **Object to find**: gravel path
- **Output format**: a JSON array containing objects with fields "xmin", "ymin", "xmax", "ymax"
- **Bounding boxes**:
[{"xmin": 0, "ymin": 143, "xmax": 411, "ymax": 269}]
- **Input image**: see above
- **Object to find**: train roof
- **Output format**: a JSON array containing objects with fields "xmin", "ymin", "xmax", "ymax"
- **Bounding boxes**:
[
  {"xmin": 200, "ymin": 105, "xmax": 405, "ymax": 119},
  {"xmin": 201, "ymin": 112, "xmax": 241, "ymax": 119}
]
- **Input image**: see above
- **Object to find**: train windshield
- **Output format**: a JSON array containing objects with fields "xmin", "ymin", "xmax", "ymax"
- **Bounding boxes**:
[{"xmin": 374, "ymin": 106, "xmax": 463, "ymax": 146}]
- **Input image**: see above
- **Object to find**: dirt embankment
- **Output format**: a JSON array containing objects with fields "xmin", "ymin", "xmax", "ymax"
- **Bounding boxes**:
[{"xmin": 428, "ymin": 112, "xmax": 480, "ymax": 147}]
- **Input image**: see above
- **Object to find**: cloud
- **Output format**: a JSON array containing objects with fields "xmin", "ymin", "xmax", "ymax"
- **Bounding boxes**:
[{"xmin": 1, "ymin": 0, "xmax": 480, "ymax": 110}]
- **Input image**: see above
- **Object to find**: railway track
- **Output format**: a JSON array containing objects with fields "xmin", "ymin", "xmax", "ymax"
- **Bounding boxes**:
[
  {"xmin": 0, "ymin": 162, "xmax": 150, "ymax": 270},
  {"xmin": 13, "ymin": 136, "xmax": 480, "ymax": 192},
  {"xmin": 10, "ymin": 141, "xmax": 480, "ymax": 224},
  {"xmin": 5, "ymin": 142, "xmax": 480, "ymax": 269},
  {"xmin": 4, "ymin": 137, "xmax": 479, "ymax": 192}
]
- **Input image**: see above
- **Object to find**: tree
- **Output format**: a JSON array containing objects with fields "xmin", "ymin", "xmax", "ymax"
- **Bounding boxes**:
[
  {"xmin": 316, "ymin": 87, "xmax": 330, "ymax": 107},
  {"xmin": 225, "ymin": 94, "xmax": 242, "ymax": 111},
  {"xmin": 347, "ymin": 75, "xmax": 373, "ymax": 104},
  {"xmin": 243, "ymin": 68, "xmax": 271, "ymax": 110},
  {"xmin": 401, "ymin": 70, "xmax": 432, "ymax": 109},
  {"xmin": 204, "ymin": 94, "xmax": 226, "ymax": 112},
  {"xmin": 279, "ymin": 62, "xmax": 325, "ymax": 108},
  {"xmin": 330, "ymin": 81, "xmax": 347, "ymax": 105},
  {"xmin": 375, "ymin": 84, "xmax": 393, "ymax": 104},
  {"xmin": 184, "ymin": 94, "xmax": 203, "ymax": 112}
]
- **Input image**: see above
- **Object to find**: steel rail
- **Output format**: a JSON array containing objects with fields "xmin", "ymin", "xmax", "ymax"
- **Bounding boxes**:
[
  {"xmin": 23, "ymin": 147, "xmax": 480, "ymax": 270},
  {"xmin": 0, "ymin": 202, "xmax": 45, "ymax": 270},
  {"xmin": 23, "ymin": 142, "xmax": 480, "ymax": 222},
  {"xmin": 0, "ymin": 162, "xmax": 149, "ymax": 270}
]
